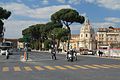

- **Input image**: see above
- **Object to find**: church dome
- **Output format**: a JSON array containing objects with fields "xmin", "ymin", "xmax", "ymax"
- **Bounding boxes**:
[
  {"xmin": 80, "ymin": 18, "xmax": 94, "ymax": 33},
  {"xmin": 79, "ymin": 17, "xmax": 96, "ymax": 50}
]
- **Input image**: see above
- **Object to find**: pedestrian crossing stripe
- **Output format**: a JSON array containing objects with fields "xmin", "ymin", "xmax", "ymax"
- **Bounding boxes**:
[
  {"xmin": 2, "ymin": 67, "xmax": 9, "ymax": 72},
  {"xmin": 54, "ymin": 66, "xmax": 67, "ymax": 70},
  {"xmin": 44, "ymin": 66, "xmax": 56, "ymax": 70},
  {"xmin": 24, "ymin": 66, "xmax": 32, "ymax": 71},
  {"xmin": 14, "ymin": 66, "xmax": 21, "ymax": 71},
  {"xmin": 92, "ymin": 65, "xmax": 110, "ymax": 68},
  {"xmin": 34, "ymin": 66, "xmax": 45, "ymax": 70},
  {"xmin": 74, "ymin": 65, "xmax": 88, "ymax": 69},
  {"xmin": 83, "ymin": 65, "xmax": 99, "ymax": 69},
  {"xmin": 102, "ymin": 64, "xmax": 119, "ymax": 68},
  {"xmin": 112, "ymin": 64, "xmax": 120, "ymax": 68},
  {"xmin": 1, "ymin": 64, "xmax": 120, "ymax": 72},
  {"xmin": 64, "ymin": 65, "xmax": 77, "ymax": 70}
]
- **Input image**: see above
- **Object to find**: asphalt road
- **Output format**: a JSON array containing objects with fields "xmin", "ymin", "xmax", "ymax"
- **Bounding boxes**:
[{"xmin": 0, "ymin": 51, "xmax": 120, "ymax": 80}]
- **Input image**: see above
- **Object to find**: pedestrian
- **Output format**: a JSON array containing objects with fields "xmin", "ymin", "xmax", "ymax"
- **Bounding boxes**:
[
  {"xmin": 6, "ymin": 50, "xmax": 9, "ymax": 59},
  {"xmin": 98, "ymin": 50, "xmax": 103, "ymax": 57},
  {"xmin": 51, "ymin": 48, "xmax": 56, "ymax": 60}
]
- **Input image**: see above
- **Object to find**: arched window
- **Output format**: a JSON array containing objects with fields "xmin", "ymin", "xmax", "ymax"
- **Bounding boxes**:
[
  {"xmin": 81, "ymin": 34, "xmax": 83, "ymax": 37},
  {"xmin": 91, "ymin": 34, "xmax": 92, "ymax": 37},
  {"xmin": 86, "ymin": 34, "xmax": 87, "ymax": 37}
]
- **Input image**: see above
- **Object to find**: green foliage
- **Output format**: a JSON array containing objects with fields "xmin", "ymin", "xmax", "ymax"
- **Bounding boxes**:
[
  {"xmin": 22, "ymin": 8, "xmax": 85, "ymax": 50},
  {"xmin": 18, "ymin": 38, "xmax": 24, "ymax": 42},
  {"xmin": 51, "ymin": 8, "xmax": 85, "ymax": 50},
  {"xmin": 61, "ymin": 36, "xmax": 68, "ymax": 42},
  {"xmin": 0, "ymin": 7, "xmax": 11, "ymax": 20},
  {"xmin": 45, "ymin": 22, "xmax": 63, "ymax": 32},
  {"xmin": 44, "ymin": 39, "xmax": 51, "ymax": 49},
  {"xmin": 23, "ymin": 34, "xmax": 31, "ymax": 42},
  {"xmin": 51, "ymin": 8, "xmax": 85, "ymax": 25},
  {"xmin": 0, "ymin": 20, "xmax": 4, "ymax": 34},
  {"xmin": 0, "ymin": 7, "xmax": 11, "ymax": 37},
  {"xmin": 22, "ymin": 28, "xmax": 30, "ymax": 35},
  {"xmin": 51, "ymin": 28, "xmax": 68, "ymax": 40}
]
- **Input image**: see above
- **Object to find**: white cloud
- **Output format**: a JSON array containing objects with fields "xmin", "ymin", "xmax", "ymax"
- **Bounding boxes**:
[
  {"xmin": 92, "ymin": 22, "xmax": 116, "ymax": 28},
  {"xmin": 42, "ymin": 0, "xmax": 49, "ymax": 5},
  {"xmin": 57, "ymin": 0, "xmax": 81, "ymax": 4},
  {"xmin": 1, "ymin": 3, "xmax": 72, "ymax": 19},
  {"xmin": 85, "ymin": 0, "xmax": 120, "ymax": 10},
  {"xmin": 70, "ymin": 22, "xmax": 117, "ymax": 34},
  {"xmin": 81, "ymin": 13, "xmax": 87, "ymax": 16},
  {"xmin": 4, "ymin": 20, "xmax": 46, "ymax": 39},
  {"xmin": 57, "ymin": 0, "xmax": 66, "ymax": 3},
  {"xmin": 0, "ymin": 2, "xmax": 73, "ymax": 38},
  {"xmin": 68, "ymin": 0, "xmax": 81, "ymax": 5},
  {"xmin": 105, "ymin": 17, "xmax": 120, "ymax": 23}
]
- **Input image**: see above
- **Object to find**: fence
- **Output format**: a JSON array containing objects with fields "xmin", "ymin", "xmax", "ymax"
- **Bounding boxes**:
[{"xmin": 98, "ymin": 48, "xmax": 120, "ymax": 57}]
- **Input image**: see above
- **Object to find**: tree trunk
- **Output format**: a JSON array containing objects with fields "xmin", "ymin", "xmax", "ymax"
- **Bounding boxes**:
[
  {"xmin": 67, "ymin": 26, "xmax": 71, "ymax": 51},
  {"xmin": 57, "ymin": 39, "xmax": 60, "ymax": 50}
]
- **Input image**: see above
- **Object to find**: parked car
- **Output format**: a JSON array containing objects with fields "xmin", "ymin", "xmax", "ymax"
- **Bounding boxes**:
[
  {"xmin": 87, "ymin": 50, "xmax": 95, "ymax": 55},
  {"xmin": 0, "ymin": 49, "xmax": 7, "ymax": 55},
  {"xmin": 0, "ymin": 41, "xmax": 13, "ymax": 55}
]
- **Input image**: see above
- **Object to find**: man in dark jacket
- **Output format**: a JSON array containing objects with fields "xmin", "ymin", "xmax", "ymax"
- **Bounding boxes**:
[{"xmin": 51, "ymin": 48, "xmax": 56, "ymax": 60}]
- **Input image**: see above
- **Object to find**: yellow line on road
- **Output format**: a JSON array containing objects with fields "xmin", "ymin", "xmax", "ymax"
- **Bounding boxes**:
[
  {"xmin": 54, "ymin": 66, "xmax": 67, "ymax": 70},
  {"xmin": 64, "ymin": 65, "xmax": 77, "ymax": 70},
  {"xmin": 44, "ymin": 66, "xmax": 56, "ymax": 70},
  {"xmin": 74, "ymin": 65, "xmax": 89, "ymax": 69},
  {"xmin": 102, "ymin": 64, "xmax": 119, "ymax": 68},
  {"xmin": 14, "ymin": 66, "xmax": 21, "ymax": 71},
  {"xmin": 34, "ymin": 66, "xmax": 45, "ymax": 71},
  {"xmin": 2, "ymin": 67, "xmax": 9, "ymax": 72},
  {"xmin": 24, "ymin": 66, "xmax": 32, "ymax": 71},
  {"xmin": 83, "ymin": 65, "xmax": 99, "ymax": 69},
  {"xmin": 92, "ymin": 64, "xmax": 110, "ymax": 68},
  {"xmin": 111, "ymin": 64, "xmax": 120, "ymax": 68}
]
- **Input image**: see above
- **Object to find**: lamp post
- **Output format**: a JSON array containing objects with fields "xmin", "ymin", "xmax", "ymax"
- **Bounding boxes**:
[{"xmin": 51, "ymin": 34, "xmax": 55, "ymax": 49}]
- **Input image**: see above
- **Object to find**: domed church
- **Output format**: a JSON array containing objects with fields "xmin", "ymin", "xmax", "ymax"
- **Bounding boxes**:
[{"xmin": 79, "ymin": 18, "xmax": 96, "ymax": 50}]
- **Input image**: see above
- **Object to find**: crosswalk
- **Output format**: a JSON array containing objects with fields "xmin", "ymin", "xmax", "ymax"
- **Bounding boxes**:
[{"xmin": 1, "ymin": 64, "xmax": 120, "ymax": 72}]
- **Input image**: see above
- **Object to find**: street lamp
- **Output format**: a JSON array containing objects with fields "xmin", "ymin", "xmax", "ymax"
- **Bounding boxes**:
[{"xmin": 51, "ymin": 34, "xmax": 55, "ymax": 49}]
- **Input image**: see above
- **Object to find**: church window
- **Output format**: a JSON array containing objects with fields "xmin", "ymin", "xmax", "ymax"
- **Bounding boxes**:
[
  {"xmin": 81, "ymin": 34, "xmax": 83, "ymax": 37},
  {"xmin": 110, "ymin": 38, "xmax": 112, "ymax": 40},
  {"xmin": 86, "ymin": 34, "xmax": 87, "ymax": 37},
  {"xmin": 91, "ymin": 34, "xmax": 92, "ymax": 37}
]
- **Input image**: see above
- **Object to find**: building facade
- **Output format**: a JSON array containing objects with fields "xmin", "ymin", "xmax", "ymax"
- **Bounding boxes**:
[
  {"xmin": 79, "ymin": 19, "xmax": 96, "ymax": 50},
  {"xmin": 69, "ymin": 34, "xmax": 79, "ymax": 49},
  {"xmin": 61, "ymin": 18, "xmax": 97, "ymax": 51},
  {"xmin": 97, "ymin": 27, "xmax": 120, "ymax": 49},
  {"xmin": 0, "ymin": 38, "xmax": 18, "ymax": 48}
]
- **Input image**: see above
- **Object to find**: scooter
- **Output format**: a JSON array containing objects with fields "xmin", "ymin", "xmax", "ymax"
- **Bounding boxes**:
[
  {"xmin": 67, "ymin": 53, "xmax": 74, "ymax": 62},
  {"xmin": 67, "ymin": 51, "xmax": 77, "ymax": 62}
]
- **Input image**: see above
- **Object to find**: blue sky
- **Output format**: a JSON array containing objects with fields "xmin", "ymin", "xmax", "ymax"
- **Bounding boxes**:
[{"xmin": 0, "ymin": 0, "xmax": 120, "ymax": 39}]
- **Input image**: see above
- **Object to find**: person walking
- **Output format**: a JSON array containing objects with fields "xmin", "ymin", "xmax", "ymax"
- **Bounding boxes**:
[
  {"xmin": 98, "ymin": 50, "xmax": 103, "ymax": 57},
  {"xmin": 51, "ymin": 48, "xmax": 56, "ymax": 60},
  {"xmin": 6, "ymin": 50, "xmax": 9, "ymax": 59}
]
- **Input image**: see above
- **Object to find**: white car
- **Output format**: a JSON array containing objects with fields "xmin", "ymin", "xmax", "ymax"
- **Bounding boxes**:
[
  {"xmin": 0, "ymin": 41, "xmax": 13, "ymax": 55},
  {"xmin": 0, "ymin": 49, "xmax": 7, "ymax": 55}
]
